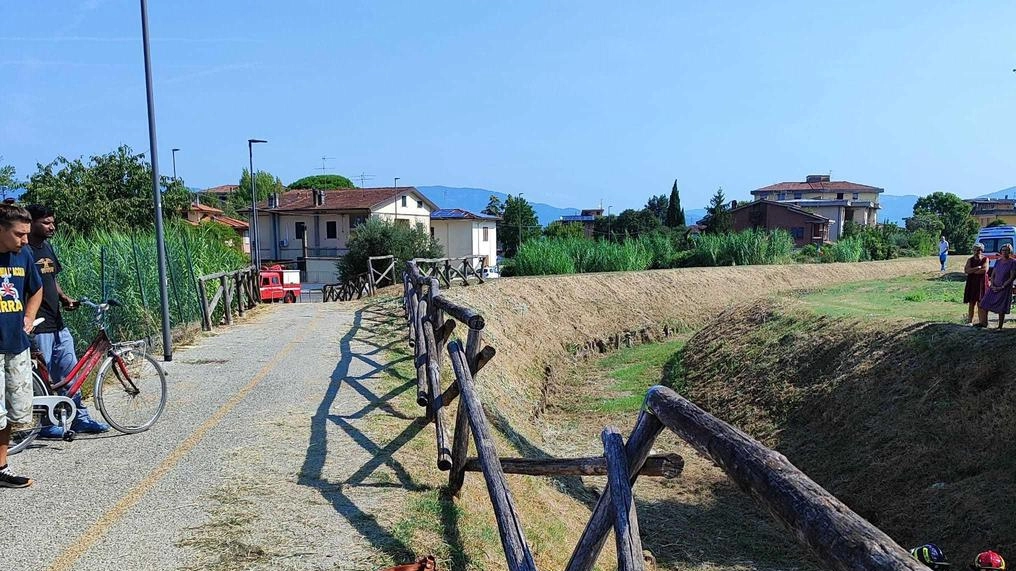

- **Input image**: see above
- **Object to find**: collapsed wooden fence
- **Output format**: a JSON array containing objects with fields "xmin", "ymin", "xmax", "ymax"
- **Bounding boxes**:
[
  {"xmin": 402, "ymin": 260, "xmax": 926, "ymax": 571},
  {"xmin": 197, "ymin": 266, "xmax": 260, "ymax": 331}
]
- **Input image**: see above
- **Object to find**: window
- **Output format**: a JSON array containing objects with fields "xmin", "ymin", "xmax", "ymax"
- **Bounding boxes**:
[
  {"xmin": 836, "ymin": 193, "xmax": 844, "ymax": 199},
  {"xmin": 852, "ymin": 192, "xmax": 859, "ymax": 200},
  {"xmin": 482, "ymin": 227, "xmax": 489, "ymax": 242},
  {"xmin": 350, "ymin": 214, "xmax": 368, "ymax": 229},
  {"xmin": 790, "ymin": 227, "xmax": 805, "ymax": 239},
  {"xmin": 401, "ymin": 196, "xmax": 407, "ymax": 207},
  {"xmin": 417, "ymin": 200, "xmax": 423, "ymax": 208},
  {"xmin": 326, "ymin": 220, "xmax": 337, "ymax": 239},
  {"xmin": 430, "ymin": 226, "xmax": 435, "ymax": 237},
  {"xmin": 396, "ymin": 218, "xmax": 410, "ymax": 227},
  {"xmin": 793, "ymin": 192, "xmax": 802, "ymax": 200},
  {"xmin": 777, "ymin": 193, "xmax": 786, "ymax": 201}
]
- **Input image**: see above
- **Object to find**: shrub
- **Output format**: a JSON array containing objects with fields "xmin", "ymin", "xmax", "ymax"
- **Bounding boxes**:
[
  {"xmin": 337, "ymin": 218, "xmax": 442, "ymax": 279},
  {"xmin": 686, "ymin": 229, "xmax": 794, "ymax": 267},
  {"xmin": 820, "ymin": 237, "xmax": 864, "ymax": 263}
]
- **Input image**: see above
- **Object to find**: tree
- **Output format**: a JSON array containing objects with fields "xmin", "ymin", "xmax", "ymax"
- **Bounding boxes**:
[
  {"xmin": 905, "ymin": 212, "xmax": 946, "ymax": 237},
  {"xmin": 482, "ymin": 195, "xmax": 503, "ymax": 217},
  {"xmin": 0, "ymin": 157, "xmax": 23, "ymax": 200},
  {"xmin": 544, "ymin": 220, "xmax": 586, "ymax": 240},
  {"xmin": 337, "ymin": 218, "xmax": 442, "ymax": 278},
  {"xmin": 22, "ymin": 145, "xmax": 193, "ymax": 235},
  {"xmin": 912, "ymin": 191, "xmax": 979, "ymax": 254},
  {"xmin": 701, "ymin": 187, "xmax": 732, "ymax": 234},
  {"xmin": 988, "ymin": 218, "xmax": 1008, "ymax": 228},
  {"xmin": 227, "ymin": 169, "xmax": 286, "ymax": 214},
  {"xmin": 613, "ymin": 208, "xmax": 661, "ymax": 239},
  {"xmin": 666, "ymin": 180, "xmax": 685, "ymax": 227},
  {"xmin": 288, "ymin": 174, "xmax": 355, "ymax": 190},
  {"xmin": 499, "ymin": 195, "xmax": 539, "ymax": 256},
  {"xmin": 645, "ymin": 194, "xmax": 669, "ymax": 223}
]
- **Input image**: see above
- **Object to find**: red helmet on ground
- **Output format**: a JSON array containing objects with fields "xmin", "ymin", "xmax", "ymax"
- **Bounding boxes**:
[{"xmin": 975, "ymin": 551, "xmax": 1006, "ymax": 570}]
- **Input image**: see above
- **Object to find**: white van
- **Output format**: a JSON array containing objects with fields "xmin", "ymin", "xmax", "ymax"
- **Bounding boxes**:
[{"xmin": 975, "ymin": 226, "xmax": 1016, "ymax": 267}]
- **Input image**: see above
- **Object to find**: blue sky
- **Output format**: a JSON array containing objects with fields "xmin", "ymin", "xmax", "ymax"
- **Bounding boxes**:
[{"xmin": 2, "ymin": 1, "xmax": 1015, "ymax": 211}]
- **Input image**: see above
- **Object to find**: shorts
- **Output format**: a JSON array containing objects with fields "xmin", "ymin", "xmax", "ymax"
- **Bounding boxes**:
[{"xmin": 0, "ymin": 349, "xmax": 33, "ymax": 431}]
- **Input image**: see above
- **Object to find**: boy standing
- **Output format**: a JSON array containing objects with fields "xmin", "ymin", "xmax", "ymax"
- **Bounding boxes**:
[
  {"xmin": 0, "ymin": 204, "xmax": 43, "ymax": 488},
  {"xmin": 26, "ymin": 204, "xmax": 109, "ymax": 436}
]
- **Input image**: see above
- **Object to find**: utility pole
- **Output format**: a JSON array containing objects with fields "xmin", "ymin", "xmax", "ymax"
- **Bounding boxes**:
[
  {"xmin": 248, "ymin": 139, "xmax": 268, "ymax": 269},
  {"xmin": 394, "ymin": 177, "xmax": 400, "ymax": 220},
  {"xmin": 517, "ymin": 193, "xmax": 525, "ymax": 254},
  {"xmin": 171, "ymin": 148, "xmax": 180, "ymax": 180},
  {"xmin": 139, "ymin": 0, "xmax": 173, "ymax": 361}
]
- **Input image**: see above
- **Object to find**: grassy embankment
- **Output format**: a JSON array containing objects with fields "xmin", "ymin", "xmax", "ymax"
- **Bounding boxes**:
[{"xmin": 356, "ymin": 259, "xmax": 953, "ymax": 569}]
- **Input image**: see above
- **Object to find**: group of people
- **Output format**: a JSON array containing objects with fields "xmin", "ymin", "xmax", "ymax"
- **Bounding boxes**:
[
  {"xmin": 911, "ymin": 542, "xmax": 1006, "ymax": 570},
  {"xmin": 963, "ymin": 242, "xmax": 1016, "ymax": 329},
  {"xmin": 0, "ymin": 204, "xmax": 107, "ymax": 489}
]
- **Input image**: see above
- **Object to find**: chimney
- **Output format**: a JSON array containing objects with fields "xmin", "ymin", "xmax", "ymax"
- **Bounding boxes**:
[
  {"xmin": 730, "ymin": 200, "xmax": 738, "ymax": 209},
  {"xmin": 806, "ymin": 174, "xmax": 831, "ymax": 183},
  {"xmin": 267, "ymin": 193, "xmax": 278, "ymax": 208},
  {"xmin": 313, "ymin": 189, "xmax": 325, "ymax": 207}
]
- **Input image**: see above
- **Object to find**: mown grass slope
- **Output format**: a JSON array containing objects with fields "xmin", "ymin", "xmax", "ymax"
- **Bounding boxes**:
[{"xmin": 676, "ymin": 299, "xmax": 1016, "ymax": 564}]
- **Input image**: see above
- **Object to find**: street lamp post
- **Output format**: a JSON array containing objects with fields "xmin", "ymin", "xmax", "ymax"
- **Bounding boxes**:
[
  {"xmin": 607, "ymin": 205, "xmax": 613, "ymax": 241},
  {"xmin": 248, "ymin": 139, "xmax": 268, "ymax": 269},
  {"xmin": 394, "ymin": 177, "xmax": 400, "ymax": 219},
  {"xmin": 171, "ymin": 148, "xmax": 179, "ymax": 180},
  {"xmin": 139, "ymin": 0, "xmax": 173, "ymax": 361},
  {"xmin": 517, "ymin": 193, "xmax": 525, "ymax": 254}
]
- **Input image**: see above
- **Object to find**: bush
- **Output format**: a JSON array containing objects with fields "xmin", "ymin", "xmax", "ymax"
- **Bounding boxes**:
[
  {"xmin": 337, "ymin": 218, "xmax": 442, "ymax": 279},
  {"xmin": 54, "ymin": 221, "xmax": 248, "ymax": 351},
  {"xmin": 819, "ymin": 237, "xmax": 864, "ymax": 263},
  {"xmin": 686, "ymin": 229, "xmax": 794, "ymax": 267}
]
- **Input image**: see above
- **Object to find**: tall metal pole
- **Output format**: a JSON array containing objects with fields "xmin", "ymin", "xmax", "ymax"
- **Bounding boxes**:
[
  {"xmin": 171, "ymin": 148, "xmax": 179, "ymax": 180},
  {"xmin": 140, "ymin": 0, "xmax": 173, "ymax": 361},
  {"xmin": 517, "ymin": 193, "xmax": 524, "ymax": 253},
  {"xmin": 248, "ymin": 139, "xmax": 267, "ymax": 270},
  {"xmin": 394, "ymin": 177, "xmax": 399, "ymax": 220}
]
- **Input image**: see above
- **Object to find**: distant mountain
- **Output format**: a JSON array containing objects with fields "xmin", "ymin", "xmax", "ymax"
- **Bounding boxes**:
[
  {"xmin": 878, "ymin": 194, "xmax": 919, "ymax": 225},
  {"xmin": 976, "ymin": 186, "xmax": 1016, "ymax": 200},
  {"xmin": 417, "ymin": 186, "xmax": 579, "ymax": 227},
  {"xmin": 685, "ymin": 208, "xmax": 707, "ymax": 225}
]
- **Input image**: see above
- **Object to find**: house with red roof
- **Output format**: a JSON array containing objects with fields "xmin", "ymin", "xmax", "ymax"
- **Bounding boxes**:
[
  {"xmin": 182, "ymin": 202, "xmax": 250, "ymax": 252},
  {"xmin": 241, "ymin": 186, "xmax": 439, "ymax": 281},
  {"xmin": 750, "ymin": 174, "xmax": 883, "ymax": 239}
]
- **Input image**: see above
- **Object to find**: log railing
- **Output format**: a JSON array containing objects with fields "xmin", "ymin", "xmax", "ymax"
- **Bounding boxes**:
[
  {"xmin": 402, "ymin": 260, "xmax": 927, "ymax": 571},
  {"xmin": 322, "ymin": 273, "xmax": 370, "ymax": 302},
  {"xmin": 197, "ymin": 266, "xmax": 260, "ymax": 331},
  {"xmin": 412, "ymin": 255, "xmax": 487, "ymax": 288}
]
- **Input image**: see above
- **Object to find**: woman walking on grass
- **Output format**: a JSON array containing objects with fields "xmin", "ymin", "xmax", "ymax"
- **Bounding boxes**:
[
  {"xmin": 977, "ymin": 243, "xmax": 1016, "ymax": 329},
  {"xmin": 964, "ymin": 242, "xmax": 989, "ymax": 324}
]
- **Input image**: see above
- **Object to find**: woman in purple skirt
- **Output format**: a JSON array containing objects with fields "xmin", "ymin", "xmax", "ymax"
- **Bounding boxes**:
[
  {"xmin": 964, "ymin": 243, "xmax": 989, "ymax": 324},
  {"xmin": 978, "ymin": 243, "xmax": 1016, "ymax": 329}
]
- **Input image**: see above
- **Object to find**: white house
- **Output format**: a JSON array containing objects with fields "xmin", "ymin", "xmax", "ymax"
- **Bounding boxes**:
[
  {"xmin": 429, "ymin": 209, "xmax": 500, "ymax": 267},
  {"xmin": 246, "ymin": 186, "xmax": 438, "ymax": 282}
]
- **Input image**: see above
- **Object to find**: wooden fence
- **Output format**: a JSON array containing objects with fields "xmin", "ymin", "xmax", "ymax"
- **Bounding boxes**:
[
  {"xmin": 412, "ymin": 255, "xmax": 486, "ymax": 288},
  {"xmin": 197, "ymin": 266, "xmax": 260, "ymax": 331},
  {"xmin": 402, "ymin": 260, "xmax": 926, "ymax": 571}
]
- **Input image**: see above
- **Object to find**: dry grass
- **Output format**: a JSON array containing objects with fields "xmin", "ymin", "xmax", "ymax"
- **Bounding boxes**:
[{"xmin": 678, "ymin": 299, "xmax": 1016, "ymax": 565}]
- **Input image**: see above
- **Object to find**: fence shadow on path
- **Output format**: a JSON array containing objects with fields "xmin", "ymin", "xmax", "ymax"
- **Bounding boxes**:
[{"xmin": 298, "ymin": 297, "xmax": 470, "ymax": 568}]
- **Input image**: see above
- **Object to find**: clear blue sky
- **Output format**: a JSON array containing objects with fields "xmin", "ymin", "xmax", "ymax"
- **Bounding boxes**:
[{"xmin": 2, "ymin": 1, "xmax": 1015, "ymax": 211}]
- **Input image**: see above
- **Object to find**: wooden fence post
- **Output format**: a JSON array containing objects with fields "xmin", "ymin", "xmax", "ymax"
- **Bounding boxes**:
[
  {"xmin": 220, "ymin": 275, "xmax": 232, "ymax": 325},
  {"xmin": 235, "ymin": 270, "xmax": 245, "ymax": 317},
  {"xmin": 448, "ymin": 341, "xmax": 538, "ymax": 571},
  {"xmin": 602, "ymin": 427, "xmax": 645, "ymax": 571},
  {"xmin": 197, "ymin": 278, "xmax": 211, "ymax": 331},
  {"xmin": 565, "ymin": 408, "xmax": 665, "ymax": 571}
]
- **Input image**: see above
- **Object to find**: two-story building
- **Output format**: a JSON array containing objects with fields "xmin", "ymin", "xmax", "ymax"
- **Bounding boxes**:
[
  {"xmin": 245, "ymin": 186, "xmax": 438, "ymax": 282},
  {"xmin": 750, "ymin": 174, "xmax": 883, "ymax": 239},
  {"xmin": 731, "ymin": 200, "xmax": 831, "ymax": 246},
  {"xmin": 966, "ymin": 198, "xmax": 1016, "ymax": 227},
  {"xmin": 559, "ymin": 208, "xmax": 604, "ymax": 238},
  {"xmin": 429, "ymin": 209, "xmax": 500, "ymax": 267}
]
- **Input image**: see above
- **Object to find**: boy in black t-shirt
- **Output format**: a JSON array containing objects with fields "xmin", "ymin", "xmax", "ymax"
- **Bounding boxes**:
[
  {"xmin": 26, "ymin": 204, "xmax": 109, "ymax": 436},
  {"xmin": 0, "ymin": 204, "xmax": 43, "ymax": 488}
]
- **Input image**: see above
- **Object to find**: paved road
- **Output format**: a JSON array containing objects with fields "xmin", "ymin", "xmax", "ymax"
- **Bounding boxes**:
[{"xmin": 5, "ymin": 300, "xmax": 407, "ymax": 570}]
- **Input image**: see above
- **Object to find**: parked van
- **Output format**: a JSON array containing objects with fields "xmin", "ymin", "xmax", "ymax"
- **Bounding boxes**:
[{"xmin": 975, "ymin": 226, "xmax": 1016, "ymax": 267}]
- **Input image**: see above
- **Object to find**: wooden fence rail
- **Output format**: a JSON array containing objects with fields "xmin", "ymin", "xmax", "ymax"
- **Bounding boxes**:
[
  {"xmin": 401, "ymin": 259, "xmax": 927, "ymax": 571},
  {"xmin": 412, "ymin": 255, "xmax": 487, "ymax": 288},
  {"xmin": 197, "ymin": 266, "xmax": 259, "ymax": 331}
]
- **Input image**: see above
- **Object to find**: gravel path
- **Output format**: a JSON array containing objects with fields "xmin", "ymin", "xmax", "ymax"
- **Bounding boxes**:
[{"xmin": 5, "ymin": 301, "xmax": 409, "ymax": 570}]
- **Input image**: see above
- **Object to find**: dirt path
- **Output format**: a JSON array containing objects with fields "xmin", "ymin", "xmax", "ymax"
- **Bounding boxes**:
[{"xmin": 6, "ymin": 301, "xmax": 413, "ymax": 570}]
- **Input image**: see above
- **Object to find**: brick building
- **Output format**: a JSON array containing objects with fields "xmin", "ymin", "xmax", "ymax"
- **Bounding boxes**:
[{"xmin": 731, "ymin": 199, "xmax": 831, "ymax": 246}]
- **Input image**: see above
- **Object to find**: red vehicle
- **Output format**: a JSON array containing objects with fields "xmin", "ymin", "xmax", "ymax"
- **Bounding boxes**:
[{"xmin": 260, "ymin": 265, "xmax": 301, "ymax": 303}]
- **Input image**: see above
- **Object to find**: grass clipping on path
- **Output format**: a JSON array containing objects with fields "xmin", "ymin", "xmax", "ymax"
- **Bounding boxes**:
[{"xmin": 678, "ymin": 299, "xmax": 1016, "ymax": 564}]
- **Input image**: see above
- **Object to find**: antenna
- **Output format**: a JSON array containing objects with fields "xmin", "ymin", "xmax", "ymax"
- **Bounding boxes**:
[
  {"xmin": 317, "ymin": 156, "xmax": 336, "ymax": 173},
  {"xmin": 355, "ymin": 172, "xmax": 375, "ymax": 188}
]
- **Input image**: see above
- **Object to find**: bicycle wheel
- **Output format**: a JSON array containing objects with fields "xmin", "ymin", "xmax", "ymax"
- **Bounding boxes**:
[
  {"xmin": 94, "ymin": 348, "xmax": 166, "ymax": 434},
  {"xmin": 9, "ymin": 373, "xmax": 48, "ymax": 455}
]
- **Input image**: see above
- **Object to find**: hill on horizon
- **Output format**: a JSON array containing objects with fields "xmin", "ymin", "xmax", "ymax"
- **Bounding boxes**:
[{"xmin": 417, "ymin": 186, "xmax": 578, "ymax": 227}]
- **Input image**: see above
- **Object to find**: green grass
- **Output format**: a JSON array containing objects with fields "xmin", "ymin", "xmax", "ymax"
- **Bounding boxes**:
[
  {"xmin": 797, "ymin": 272, "xmax": 967, "ymax": 321},
  {"xmin": 590, "ymin": 338, "xmax": 686, "ymax": 413}
]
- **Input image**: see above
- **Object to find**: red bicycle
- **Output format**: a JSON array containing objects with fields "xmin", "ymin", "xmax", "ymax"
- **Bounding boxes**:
[{"xmin": 10, "ymin": 298, "xmax": 167, "ymax": 454}]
